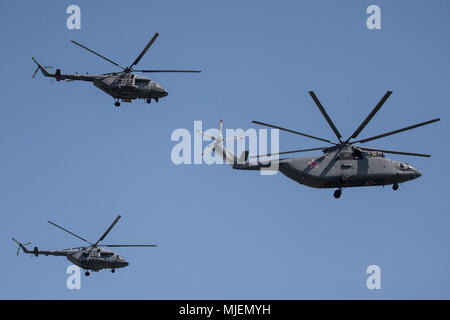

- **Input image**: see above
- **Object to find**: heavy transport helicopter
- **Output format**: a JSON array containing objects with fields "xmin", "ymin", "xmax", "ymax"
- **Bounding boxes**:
[
  {"xmin": 198, "ymin": 91, "xmax": 440, "ymax": 198},
  {"xmin": 12, "ymin": 215, "xmax": 156, "ymax": 276},
  {"xmin": 32, "ymin": 32, "xmax": 201, "ymax": 107}
]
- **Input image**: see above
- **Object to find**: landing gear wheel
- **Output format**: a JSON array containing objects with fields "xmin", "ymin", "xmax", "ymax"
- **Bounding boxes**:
[
  {"xmin": 85, "ymin": 271, "xmax": 90, "ymax": 276},
  {"xmin": 155, "ymin": 98, "xmax": 159, "ymax": 102},
  {"xmin": 146, "ymin": 98, "xmax": 152, "ymax": 104},
  {"xmin": 115, "ymin": 101, "xmax": 121, "ymax": 107},
  {"xmin": 111, "ymin": 269, "xmax": 115, "ymax": 273},
  {"xmin": 333, "ymin": 189, "xmax": 342, "ymax": 199},
  {"xmin": 392, "ymin": 183, "xmax": 399, "ymax": 191}
]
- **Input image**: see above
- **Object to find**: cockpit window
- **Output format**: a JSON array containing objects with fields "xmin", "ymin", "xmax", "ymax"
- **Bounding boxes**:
[{"xmin": 399, "ymin": 163, "xmax": 412, "ymax": 171}]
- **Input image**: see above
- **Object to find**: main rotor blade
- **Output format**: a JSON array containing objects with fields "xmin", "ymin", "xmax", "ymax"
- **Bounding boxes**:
[
  {"xmin": 47, "ymin": 221, "xmax": 92, "ymax": 245},
  {"xmin": 250, "ymin": 147, "xmax": 325, "ymax": 159},
  {"xmin": 196, "ymin": 129, "xmax": 215, "ymax": 140},
  {"xmin": 359, "ymin": 147, "xmax": 431, "ymax": 157},
  {"xmin": 134, "ymin": 70, "xmax": 201, "ymax": 73},
  {"xmin": 95, "ymin": 215, "xmax": 121, "ymax": 245},
  {"xmin": 252, "ymin": 121, "xmax": 337, "ymax": 145},
  {"xmin": 129, "ymin": 32, "xmax": 159, "ymax": 69},
  {"xmin": 103, "ymin": 244, "xmax": 157, "ymax": 247},
  {"xmin": 351, "ymin": 118, "xmax": 440, "ymax": 144},
  {"xmin": 70, "ymin": 40, "xmax": 125, "ymax": 70},
  {"xmin": 309, "ymin": 91, "xmax": 342, "ymax": 141},
  {"xmin": 347, "ymin": 90, "xmax": 392, "ymax": 142}
]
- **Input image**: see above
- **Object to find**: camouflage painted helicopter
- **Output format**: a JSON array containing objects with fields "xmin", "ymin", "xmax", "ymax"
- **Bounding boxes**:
[
  {"xmin": 12, "ymin": 215, "xmax": 156, "ymax": 276},
  {"xmin": 32, "ymin": 32, "xmax": 201, "ymax": 107},
  {"xmin": 198, "ymin": 91, "xmax": 440, "ymax": 198}
]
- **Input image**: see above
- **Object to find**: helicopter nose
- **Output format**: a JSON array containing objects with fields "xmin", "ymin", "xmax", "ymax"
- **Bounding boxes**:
[
  {"xmin": 415, "ymin": 169, "xmax": 422, "ymax": 178},
  {"xmin": 162, "ymin": 89, "xmax": 168, "ymax": 97}
]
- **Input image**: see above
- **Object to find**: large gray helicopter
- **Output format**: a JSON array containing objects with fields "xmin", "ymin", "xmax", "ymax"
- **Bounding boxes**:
[
  {"xmin": 32, "ymin": 32, "xmax": 201, "ymax": 107},
  {"xmin": 198, "ymin": 91, "xmax": 440, "ymax": 198},
  {"xmin": 12, "ymin": 215, "xmax": 156, "ymax": 276}
]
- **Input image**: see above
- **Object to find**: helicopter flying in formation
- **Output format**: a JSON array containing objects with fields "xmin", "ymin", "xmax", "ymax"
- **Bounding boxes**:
[
  {"xmin": 198, "ymin": 91, "xmax": 440, "ymax": 198},
  {"xmin": 12, "ymin": 215, "xmax": 156, "ymax": 276},
  {"xmin": 32, "ymin": 32, "xmax": 201, "ymax": 107}
]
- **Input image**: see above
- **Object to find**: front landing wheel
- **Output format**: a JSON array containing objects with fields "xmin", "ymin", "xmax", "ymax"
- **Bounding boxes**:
[
  {"xmin": 333, "ymin": 189, "xmax": 342, "ymax": 199},
  {"xmin": 146, "ymin": 98, "xmax": 152, "ymax": 104},
  {"xmin": 85, "ymin": 271, "xmax": 90, "ymax": 276},
  {"xmin": 392, "ymin": 183, "xmax": 399, "ymax": 191},
  {"xmin": 115, "ymin": 101, "xmax": 121, "ymax": 107}
]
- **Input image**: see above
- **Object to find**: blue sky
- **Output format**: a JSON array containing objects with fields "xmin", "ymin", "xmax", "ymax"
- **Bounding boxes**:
[{"xmin": 0, "ymin": 0, "xmax": 449, "ymax": 299}]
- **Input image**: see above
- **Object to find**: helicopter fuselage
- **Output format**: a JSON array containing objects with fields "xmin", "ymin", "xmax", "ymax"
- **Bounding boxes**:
[
  {"xmin": 279, "ymin": 152, "xmax": 421, "ymax": 189},
  {"xmin": 235, "ymin": 147, "xmax": 422, "ymax": 189},
  {"xmin": 92, "ymin": 73, "xmax": 168, "ymax": 101},
  {"xmin": 66, "ymin": 248, "xmax": 129, "ymax": 271}
]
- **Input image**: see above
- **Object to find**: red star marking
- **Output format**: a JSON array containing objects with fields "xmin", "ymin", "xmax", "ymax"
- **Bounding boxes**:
[{"xmin": 309, "ymin": 159, "xmax": 318, "ymax": 168}]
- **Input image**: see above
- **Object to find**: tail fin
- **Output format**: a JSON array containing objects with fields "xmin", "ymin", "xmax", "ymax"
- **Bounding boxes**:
[{"xmin": 197, "ymin": 120, "xmax": 248, "ymax": 166}]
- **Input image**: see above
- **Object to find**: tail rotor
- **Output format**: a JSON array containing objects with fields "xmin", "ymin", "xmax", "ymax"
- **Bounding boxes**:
[
  {"xmin": 12, "ymin": 238, "xmax": 32, "ymax": 256},
  {"xmin": 32, "ymin": 66, "xmax": 53, "ymax": 78}
]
